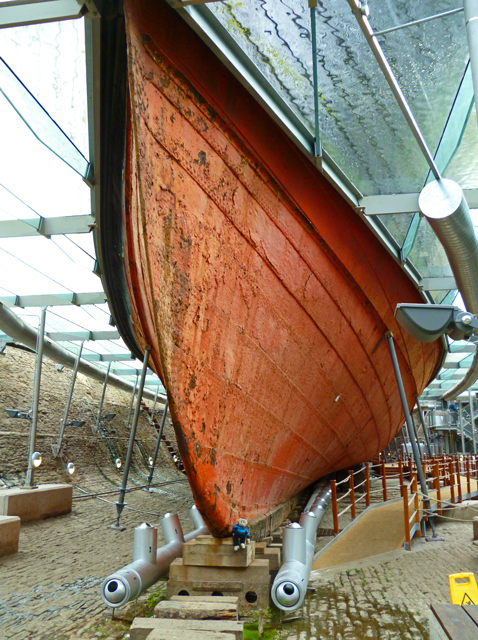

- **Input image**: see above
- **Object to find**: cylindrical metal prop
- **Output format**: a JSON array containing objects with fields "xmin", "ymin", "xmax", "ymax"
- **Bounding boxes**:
[
  {"xmin": 101, "ymin": 506, "xmax": 208, "ymax": 608},
  {"xmin": 271, "ymin": 482, "xmax": 331, "ymax": 611}
]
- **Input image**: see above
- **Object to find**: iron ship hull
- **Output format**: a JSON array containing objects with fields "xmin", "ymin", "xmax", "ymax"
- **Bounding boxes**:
[{"xmin": 98, "ymin": 0, "xmax": 444, "ymax": 536}]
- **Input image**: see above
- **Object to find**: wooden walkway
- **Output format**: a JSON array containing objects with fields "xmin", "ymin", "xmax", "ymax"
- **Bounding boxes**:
[{"xmin": 313, "ymin": 476, "xmax": 478, "ymax": 571}]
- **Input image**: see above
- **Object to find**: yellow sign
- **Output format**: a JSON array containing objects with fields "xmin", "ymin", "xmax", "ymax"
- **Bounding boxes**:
[{"xmin": 449, "ymin": 573, "xmax": 478, "ymax": 605}]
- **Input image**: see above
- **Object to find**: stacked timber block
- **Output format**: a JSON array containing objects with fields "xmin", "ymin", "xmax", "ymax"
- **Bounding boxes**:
[
  {"xmin": 0, "ymin": 515, "xmax": 20, "ymax": 556},
  {"xmin": 167, "ymin": 535, "xmax": 271, "ymax": 612},
  {"xmin": 0, "ymin": 484, "xmax": 72, "ymax": 522},
  {"xmin": 130, "ymin": 595, "xmax": 243, "ymax": 640}
]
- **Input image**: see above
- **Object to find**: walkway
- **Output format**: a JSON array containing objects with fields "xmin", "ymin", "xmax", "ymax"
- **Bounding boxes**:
[{"xmin": 313, "ymin": 475, "xmax": 478, "ymax": 571}]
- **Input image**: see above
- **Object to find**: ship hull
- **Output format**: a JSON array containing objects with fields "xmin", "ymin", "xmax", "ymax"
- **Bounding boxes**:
[{"xmin": 116, "ymin": 0, "xmax": 444, "ymax": 535}]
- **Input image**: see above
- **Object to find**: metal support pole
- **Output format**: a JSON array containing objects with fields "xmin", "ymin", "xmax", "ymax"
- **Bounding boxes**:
[
  {"xmin": 126, "ymin": 372, "xmax": 139, "ymax": 427},
  {"xmin": 147, "ymin": 398, "xmax": 169, "ymax": 488},
  {"xmin": 149, "ymin": 385, "xmax": 161, "ymax": 426},
  {"xmin": 114, "ymin": 347, "xmax": 151, "ymax": 528},
  {"xmin": 52, "ymin": 341, "xmax": 84, "ymax": 457},
  {"xmin": 24, "ymin": 307, "xmax": 47, "ymax": 488},
  {"xmin": 410, "ymin": 414, "xmax": 422, "ymax": 459},
  {"xmin": 469, "ymin": 389, "xmax": 476, "ymax": 454},
  {"xmin": 309, "ymin": 0, "xmax": 321, "ymax": 157},
  {"xmin": 415, "ymin": 396, "xmax": 433, "ymax": 458},
  {"xmin": 459, "ymin": 400, "xmax": 466, "ymax": 453},
  {"xmin": 465, "ymin": 0, "xmax": 478, "ymax": 128},
  {"xmin": 94, "ymin": 361, "xmax": 112, "ymax": 433},
  {"xmin": 347, "ymin": 0, "xmax": 440, "ymax": 179},
  {"xmin": 386, "ymin": 332, "xmax": 439, "ymax": 538}
]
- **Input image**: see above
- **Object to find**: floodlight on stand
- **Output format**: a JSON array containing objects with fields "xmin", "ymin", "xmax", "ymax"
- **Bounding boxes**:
[
  {"xmin": 115, "ymin": 458, "xmax": 122, "ymax": 469},
  {"xmin": 66, "ymin": 462, "xmax": 75, "ymax": 475},
  {"xmin": 66, "ymin": 420, "xmax": 86, "ymax": 427},
  {"xmin": 394, "ymin": 304, "xmax": 478, "ymax": 343},
  {"xmin": 5, "ymin": 409, "xmax": 32, "ymax": 420},
  {"xmin": 32, "ymin": 452, "xmax": 42, "ymax": 468}
]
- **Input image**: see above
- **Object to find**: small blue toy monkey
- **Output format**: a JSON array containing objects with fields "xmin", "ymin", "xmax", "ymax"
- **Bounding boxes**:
[{"xmin": 232, "ymin": 518, "xmax": 251, "ymax": 551}]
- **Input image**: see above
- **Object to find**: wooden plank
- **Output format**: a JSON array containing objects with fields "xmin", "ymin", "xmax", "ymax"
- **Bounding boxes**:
[
  {"xmin": 463, "ymin": 604, "xmax": 478, "ymax": 626},
  {"xmin": 431, "ymin": 603, "xmax": 478, "ymax": 640},
  {"xmin": 154, "ymin": 601, "xmax": 238, "ymax": 620},
  {"xmin": 183, "ymin": 538, "xmax": 254, "ymax": 568}
]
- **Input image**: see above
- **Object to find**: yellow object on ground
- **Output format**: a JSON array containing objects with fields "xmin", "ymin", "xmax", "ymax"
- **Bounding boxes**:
[{"xmin": 449, "ymin": 573, "xmax": 478, "ymax": 605}]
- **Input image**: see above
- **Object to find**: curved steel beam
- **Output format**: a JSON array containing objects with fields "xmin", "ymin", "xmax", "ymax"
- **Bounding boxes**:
[
  {"xmin": 419, "ymin": 179, "xmax": 478, "ymax": 400},
  {"xmin": 0, "ymin": 301, "xmax": 160, "ymax": 402}
]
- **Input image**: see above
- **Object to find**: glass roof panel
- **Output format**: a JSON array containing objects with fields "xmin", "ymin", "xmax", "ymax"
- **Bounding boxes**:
[
  {"xmin": 444, "ymin": 103, "xmax": 478, "ymax": 188},
  {"xmin": 0, "ymin": 19, "xmax": 88, "ymax": 158},
  {"xmin": 208, "ymin": 0, "xmax": 468, "ymax": 196},
  {"xmin": 407, "ymin": 218, "xmax": 454, "ymax": 279},
  {"xmin": 377, "ymin": 213, "xmax": 414, "ymax": 245}
]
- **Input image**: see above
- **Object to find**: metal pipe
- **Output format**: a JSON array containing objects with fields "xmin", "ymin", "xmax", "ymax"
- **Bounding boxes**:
[
  {"xmin": 347, "ymin": 0, "xmax": 440, "ymax": 179},
  {"xmin": 309, "ymin": 0, "xmax": 321, "ymax": 157},
  {"xmin": 53, "ymin": 341, "xmax": 84, "ymax": 456},
  {"xmin": 459, "ymin": 401, "xmax": 466, "ymax": 453},
  {"xmin": 469, "ymin": 389, "xmax": 476, "ymax": 454},
  {"xmin": 418, "ymin": 178, "xmax": 478, "ymax": 400},
  {"xmin": 465, "ymin": 0, "xmax": 478, "ymax": 128},
  {"xmin": 115, "ymin": 347, "xmax": 151, "ymax": 526},
  {"xmin": 415, "ymin": 395, "xmax": 433, "ymax": 458},
  {"xmin": 101, "ymin": 506, "xmax": 208, "ymax": 608},
  {"xmin": 0, "ymin": 300, "xmax": 160, "ymax": 401},
  {"xmin": 147, "ymin": 398, "xmax": 169, "ymax": 488},
  {"xmin": 271, "ymin": 481, "xmax": 331, "ymax": 611},
  {"xmin": 24, "ymin": 307, "xmax": 47, "ymax": 488},
  {"xmin": 94, "ymin": 361, "xmax": 112, "ymax": 434},
  {"xmin": 374, "ymin": 7, "xmax": 464, "ymax": 37},
  {"xmin": 410, "ymin": 414, "xmax": 422, "ymax": 459}
]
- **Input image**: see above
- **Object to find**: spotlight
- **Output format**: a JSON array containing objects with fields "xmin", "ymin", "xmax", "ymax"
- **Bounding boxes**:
[
  {"xmin": 66, "ymin": 462, "xmax": 75, "ymax": 475},
  {"xmin": 32, "ymin": 452, "xmax": 42, "ymax": 468},
  {"xmin": 115, "ymin": 458, "xmax": 122, "ymax": 469},
  {"xmin": 148, "ymin": 456, "xmax": 154, "ymax": 466}
]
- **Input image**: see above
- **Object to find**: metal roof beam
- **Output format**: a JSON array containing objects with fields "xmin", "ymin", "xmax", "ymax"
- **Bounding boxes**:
[
  {"xmin": 0, "ymin": 0, "xmax": 85, "ymax": 29},
  {"xmin": 0, "ymin": 215, "xmax": 95, "ymax": 238},
  {"xmin": 1, "ymin": 292, "xmax": 107, "ymax": 307},
  {"xmin": 419, "ymin": 277, "xmax": 457, "ymax": 291},
  {"xmin": 82, "ymin": 353, "xmax": 134, "ymax": 362},
  {"xmin": 46, "ymin": 330, "xmax": 120, "ymax": 341},
  {"xmin": 359, "ymin": 189, "xmax": 478, "ymax": 215}
]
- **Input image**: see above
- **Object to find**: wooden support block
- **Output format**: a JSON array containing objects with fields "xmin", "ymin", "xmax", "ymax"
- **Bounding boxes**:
[
  {"xmin": 147, "ymin": 632, "xmax": 236, "ymax": 640},
  {"xmin": 254, "ymin": 546, "xmax": 281, "ymax": 571},
  {"xmin": 0, "ymin": 515, "xmax": 20, "ymax": 556},
  {"xmin": 130, "ymin": 617, "xmax": 244, "ymax": 640},
  {"xmin": 169, "ymin": 558, "xmax": 270, "ymax": 583},
  {"xmin": 154, "ymin": 600, "xmax": 238, "ymax": 620},
  {"xmin": 183, "ymin": 537, "xmax": 254, "ymax": 568}
]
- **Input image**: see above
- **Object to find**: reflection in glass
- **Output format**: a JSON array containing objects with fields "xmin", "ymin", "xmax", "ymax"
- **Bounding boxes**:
[{"xmin": 0, "ymin": 57, "xmax": 89, "ymax": 178}]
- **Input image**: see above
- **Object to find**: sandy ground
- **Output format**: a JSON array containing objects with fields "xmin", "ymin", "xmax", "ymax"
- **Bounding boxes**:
[{"xmin": 0, "ymin": 343, "xmax": 192, "ymax": 640}]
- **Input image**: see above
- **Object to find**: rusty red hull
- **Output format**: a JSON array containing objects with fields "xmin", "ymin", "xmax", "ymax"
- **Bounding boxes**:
[{"xmin": 120, "ymin": 0, "xmax": 444, "ymax": 535}]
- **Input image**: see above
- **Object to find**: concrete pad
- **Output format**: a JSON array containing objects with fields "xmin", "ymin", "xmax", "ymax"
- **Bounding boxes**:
[
  {"xmin": 0, "ymin": 484, "xmax": 72, "ymax": 522},
  {"xmin": 130, "ymin": 617, "xmax": 244, "ymax": 640},
  {"xmin": 0, "ymin": 515, "xmax": 20, "ymax": 556},
  {"xmin": 154, "ymin": 600, "xmax": 238, "ymax": 620}
]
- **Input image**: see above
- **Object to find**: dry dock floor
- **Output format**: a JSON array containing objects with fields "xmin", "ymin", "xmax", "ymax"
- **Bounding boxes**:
[{"xmin": 0, "ymin": 473, "xmax": 477, "ymax": 640}]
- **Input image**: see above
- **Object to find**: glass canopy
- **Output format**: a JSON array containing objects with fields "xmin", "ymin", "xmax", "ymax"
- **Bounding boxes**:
[
  {"xmin": 0, "ymin": 0, "xmax": 477, "ymax": 402},
  {"xmin": 0, "ymin": 15, "xmax": 164, "ymax": 394}
]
